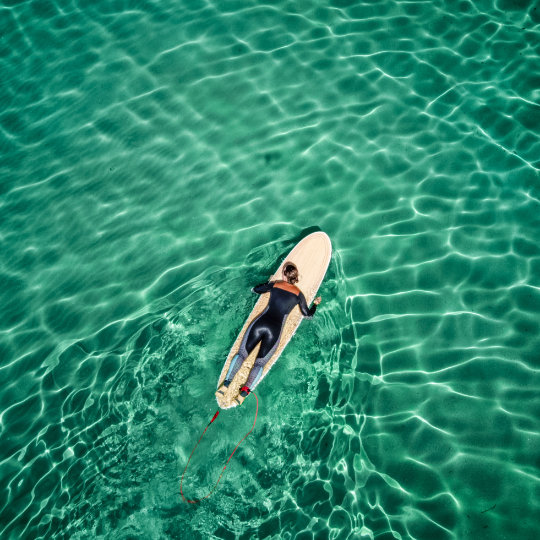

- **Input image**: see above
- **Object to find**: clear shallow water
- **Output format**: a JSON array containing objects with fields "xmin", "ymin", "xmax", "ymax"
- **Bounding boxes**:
[{"xmin": 1, "ymin": 0, "xmax": 539, "ymax": 538}]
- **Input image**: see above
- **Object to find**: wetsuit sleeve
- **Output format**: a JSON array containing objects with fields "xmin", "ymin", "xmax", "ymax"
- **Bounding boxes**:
[
  {"xmin": 251, "ymin": 282, "xmax": 274, "ymax": 294},
  {"xmin": 298, "ymin": 292, "xmax": 316, "ymax": 318}
]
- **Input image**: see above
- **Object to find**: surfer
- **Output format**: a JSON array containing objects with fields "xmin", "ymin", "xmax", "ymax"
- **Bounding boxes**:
[{"xmin": 223, "ymin": 262, "xmax": 321, "ymax": 397}]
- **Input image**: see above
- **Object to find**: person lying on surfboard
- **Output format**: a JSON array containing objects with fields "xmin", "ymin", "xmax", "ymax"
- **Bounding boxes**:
[{"xmin": 222, "ymin": 262, "xmax": 322, "ymax": 397}]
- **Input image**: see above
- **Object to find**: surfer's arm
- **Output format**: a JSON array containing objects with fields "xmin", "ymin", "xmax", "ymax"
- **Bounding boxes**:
[
  {"xmin": 251, "ymin": 282, "xmax": 275, "ymax": 294},
  {"xmin": 298, "ymin": 292, "xmax": 316, "ymax": 318}
]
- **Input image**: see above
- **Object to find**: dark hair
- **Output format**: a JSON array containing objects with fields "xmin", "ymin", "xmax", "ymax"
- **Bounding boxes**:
[{"xmin": 283, "ymin": 262, "xmax": 299, "ymax": 284}]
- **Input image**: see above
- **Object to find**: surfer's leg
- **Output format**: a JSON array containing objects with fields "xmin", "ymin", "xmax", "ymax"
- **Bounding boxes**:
[
  {"xmin": 224, "ymin": 353, "xmax": 245, "ymax": 386},
  {"xmin": 224, "ymin": 315, "xmax": 266, "ymax": 386},
  {"xmin": 244, "ymin": 321, "xmax": 281, "ymax": 391},
  {"xmin": 245, "ymin": 359, "xmax": 265, "ymax": 390}
]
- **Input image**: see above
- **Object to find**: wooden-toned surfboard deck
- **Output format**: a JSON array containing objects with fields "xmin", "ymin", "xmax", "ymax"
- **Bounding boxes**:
[{"xmin": 216, "ymin": 231, "xmax": 332, "ymax": 409}]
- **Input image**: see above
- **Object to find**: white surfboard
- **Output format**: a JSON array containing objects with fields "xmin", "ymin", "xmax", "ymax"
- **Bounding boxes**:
[{"xmin": 216, "ymin": 231, "xmax": 332, "ymax": 409}]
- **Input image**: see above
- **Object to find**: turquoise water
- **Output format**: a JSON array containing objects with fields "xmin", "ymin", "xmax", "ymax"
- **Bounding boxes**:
[{"xmin": 1, "ymin": 0, "xmax": 539, "ymax": 538}]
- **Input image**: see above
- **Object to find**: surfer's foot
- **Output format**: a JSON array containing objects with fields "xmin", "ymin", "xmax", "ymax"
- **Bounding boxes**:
[
  {"xmin": 240, "ymin": 386, "xmax": 250, "ymax": 397},
  {"xmin": 223, "ymin": 379, "xmax": 231, "ymax": 388}
]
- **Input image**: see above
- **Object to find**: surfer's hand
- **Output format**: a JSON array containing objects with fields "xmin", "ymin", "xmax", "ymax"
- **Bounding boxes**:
[{"xmin": 314, "ymin": 296, "xmax": 321, "ymax": 305}]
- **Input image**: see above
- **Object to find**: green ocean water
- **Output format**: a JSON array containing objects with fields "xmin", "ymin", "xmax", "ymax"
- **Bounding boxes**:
[{"xmin": 1, "ymin": 0, "xmax": 539, "ymax": 538}]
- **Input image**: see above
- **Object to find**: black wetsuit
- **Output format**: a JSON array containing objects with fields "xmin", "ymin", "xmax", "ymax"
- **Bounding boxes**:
[
  {"xmin": 247, "ymin": 281, "xmax": 316, "ymax": 359},
  {"xmin": 224, "ymin": 281, "xmax": 317, "ymax": 389}
]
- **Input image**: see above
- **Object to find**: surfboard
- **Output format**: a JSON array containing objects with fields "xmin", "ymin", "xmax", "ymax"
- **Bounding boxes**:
[{"xmin": 215, "ymin": 231, "xmax": 332, "ymax": 409}]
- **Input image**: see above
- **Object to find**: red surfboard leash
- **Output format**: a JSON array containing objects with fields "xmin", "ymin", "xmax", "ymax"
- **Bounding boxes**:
[{"xmin": 180, "ymin": 392, "xmax": 259, "ymax": 503}]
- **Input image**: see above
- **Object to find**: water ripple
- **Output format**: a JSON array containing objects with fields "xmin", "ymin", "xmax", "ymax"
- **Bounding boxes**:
[{"xmin": 1, "ymin": 0, "xmax": 539, "ymax": 538}]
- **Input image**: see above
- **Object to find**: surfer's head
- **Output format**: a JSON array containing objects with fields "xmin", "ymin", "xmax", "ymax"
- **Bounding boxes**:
[{"xmin": 283, "ymin": 262, "xmax": 299, "ymax": 284}]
